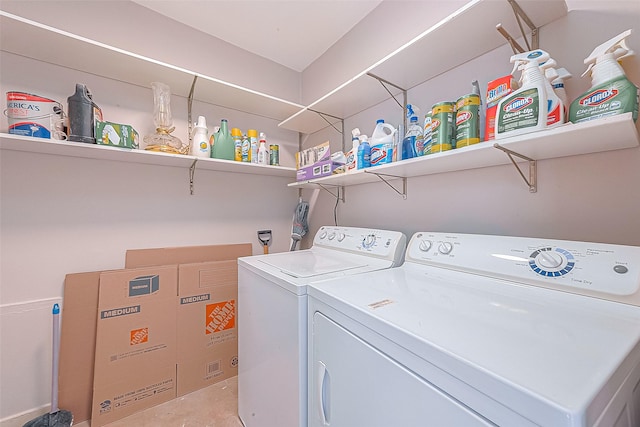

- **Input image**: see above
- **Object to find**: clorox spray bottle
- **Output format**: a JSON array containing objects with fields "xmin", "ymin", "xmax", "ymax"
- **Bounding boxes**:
[
  {"xmin": 539, "ymin": 58, "xmax": 566, "ymax": 128},
  {"xmin": 569, "ymin": 29, "xmax": 639, "ymax": 124},
  {"xmin": 496, "ymin": 50, "xmax": 549, "ymax": 139},
  {"xmin": 546, "ymin": 66, "xmax": 572, "ymax": 120}
]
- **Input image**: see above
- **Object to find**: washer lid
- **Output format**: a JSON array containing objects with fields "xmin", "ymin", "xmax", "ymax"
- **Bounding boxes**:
[
  {"xmin": 258, "ymin": 250, "xmax": 368, "ymax": 278},
  {"xmin": 308, "ymin": 263, "xmax": 640, "ymax": 426}
]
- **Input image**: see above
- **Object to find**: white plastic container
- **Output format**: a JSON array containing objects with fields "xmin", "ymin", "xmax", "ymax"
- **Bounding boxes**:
[
  {"xmin": 495, "ymin": 50, "xmax": 549, "ymax": 139},
  {"xmin": 257, "ymin": 132, "xmax": 269, "ymax": 165},
  {"xmin": 369, "ymin": 120, "xmax": 396, "ymax": 167},
  {"xmin": 539, "ymin": 59, "xmax": 565, "ymax": 128},
  {"xmin": 190, "ymin": 116, "xmax": 210, "ymax": 157}
]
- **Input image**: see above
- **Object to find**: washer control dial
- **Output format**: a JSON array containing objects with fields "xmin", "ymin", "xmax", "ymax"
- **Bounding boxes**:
[
  {"xmin": 362, "ymin": 234, "xmax": 377, "ymax": 249},
  {"xmin": 328, "ymin": 232, "xmax": 336, "ymax": 240},
  {"xmin": 319, "ymin": 231, "xmax": 327, "ymax": 239},
  {"xmin": 337, "ymin": 233, "xmax": 346, "ymax": 242},
  {"xmin": 419, "ymin": 240, "xmax": 432, "ymax": 252},
  {"xmin": 438, "ymin": 242, "xmax": 453, "ymax": 255},
  {"xmin": 529, "ymin": 247, "xmax": 575, "ymax": 277}
]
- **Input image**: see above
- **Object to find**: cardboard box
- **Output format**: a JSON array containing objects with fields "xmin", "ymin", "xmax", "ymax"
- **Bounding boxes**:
[
  {"xmin": 59, "ymin": 244, "xmax": 250, "ymax": 425},
  {"xmin": 59, "ymin": 271, "xmax": 101, "ymax": 424},
  {"xmin": 125, "ymin": 243, "xmax": 251, "ymax": 396},
  {"xmin": 125, "ymin": 243, "xmax": 253, "ymax": 268},
  {"xmin": 91, "ymin": 265, "xmax": 178, "ymax": 427},
  {"xmin": 296, "ymin": 141, "xmax": 342, "ymax": 181},
  {"xmin": 176, "ymin": 260, "xmax": 240, "ymax": 396},
  {"xmin": 95, "ymin": 120, "xmax": 139, "ymax": 149}
]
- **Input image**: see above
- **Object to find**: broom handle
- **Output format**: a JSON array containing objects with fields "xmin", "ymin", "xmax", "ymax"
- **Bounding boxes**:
[{"xmin": 51, "ymin": 304, "xmax": 60, "ymax": 414}]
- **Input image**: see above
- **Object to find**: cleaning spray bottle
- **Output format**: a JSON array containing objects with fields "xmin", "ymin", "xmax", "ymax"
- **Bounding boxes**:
[
  {"xmin": 569, "ymin": 29, "xmax": 639, "ymax": 124},
  {"xmin": 346, "ymin": 128, "xmax": 361, "ymax": 172},
  {"xmin": 190, "ymin": 116, "xmax": 210, "ymax": 158},
  {"xmin": 539, "ymin": 58, "xmax": 565, "ymax": 128},
  {"xmin": 495, "ymin": 50, "xmax": 550, "ymax": 139},
  {"xmin": 545, "ymin": 66, "xmax": 572, "ymax": 121}
]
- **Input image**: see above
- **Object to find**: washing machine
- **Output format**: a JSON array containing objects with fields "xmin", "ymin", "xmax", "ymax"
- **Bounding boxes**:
[
  {"xmin": 308, "ymin": 232, "xmax": 640, "ymax": 427},
  {"xmin": 237, "ymin": 225, "xmax": 406, "ymax": 427}
]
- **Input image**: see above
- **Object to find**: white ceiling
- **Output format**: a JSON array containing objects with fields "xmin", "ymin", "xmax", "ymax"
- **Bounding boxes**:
[{"xmin": 132, "ymin": 0, "xmax": 383, "ymax": 72}]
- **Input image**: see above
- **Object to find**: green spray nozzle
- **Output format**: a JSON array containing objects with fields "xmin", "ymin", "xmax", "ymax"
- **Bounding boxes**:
[{"xmin": 582, "ymin": 29, "xmax": 634, "ymax": 77}]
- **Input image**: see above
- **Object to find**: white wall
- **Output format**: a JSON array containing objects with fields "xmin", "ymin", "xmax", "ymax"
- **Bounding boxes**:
[{"xmin": 301, "ymin": 1, "xmax": 640, "ymax": 247}]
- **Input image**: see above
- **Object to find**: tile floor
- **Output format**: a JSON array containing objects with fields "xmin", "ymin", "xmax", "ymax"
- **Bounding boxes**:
[{"xmin": 75, "ymin": 377, "xmax": 243, "ymax": 427}]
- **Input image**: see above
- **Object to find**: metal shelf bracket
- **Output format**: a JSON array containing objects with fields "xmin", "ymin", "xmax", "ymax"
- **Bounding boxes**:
[
  {"xmin": 366, "ymin": 72, "xmax": 408, "ymax": 130},
  {"xmin": 308, "ymin": 109, "xmax": 346, "ymax": 151},
  {"xmin": 316, "ymin": 183, "xmax": 345, "ymax": 202},
  {"xmin": 189, "ymin": 159, "xmax": 197, "ymax": 195},
  {"xmin": 364, "ymin": 170, "xmax": 408, "ymax": 199},
  {"xmin": 496, "ymin": 0, "xmax": 539, "ymax": 54},
  {"xmin": 493, "ymin": 143, "xmax": 537, "ymax": 193},
  {"xmin": 187, "ymin": 75, "xmax": 198, "ymax": 145}
]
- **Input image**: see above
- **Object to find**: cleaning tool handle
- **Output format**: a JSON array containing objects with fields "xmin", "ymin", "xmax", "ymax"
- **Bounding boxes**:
[{"xmin": 51, "ymin": 304, "xmax": 60, "ymax": 414}]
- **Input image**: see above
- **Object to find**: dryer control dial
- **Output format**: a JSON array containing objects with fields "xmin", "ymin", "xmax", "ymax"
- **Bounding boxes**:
[
  {"xmin": 438, "ymin": 242, "xmax": 453, "ymax": 255},
  {"xmin": 529, "ymin": 247, "xmax": 575, "ymax": 277},
  {"xmin": 362, "ymin": 234, "xmax": 377, "ymax": 249}
]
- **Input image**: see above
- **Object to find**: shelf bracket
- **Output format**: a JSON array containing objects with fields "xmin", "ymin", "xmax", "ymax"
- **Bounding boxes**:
[
  {"xmin": 309, "ymin": 109, "xmax": 344, "ymax": 135},
  {"xmin": 496, "ymin": 0, "xmax": 539, "ymax": 54},
  {"xmin": 493, "ymin": 143, "xmax": 537, "ymax": 193},
  {"xmin": 364, "ymin": 171, "xmax": 408, "ymax": 199},
  {"xmin": 315, "ymin": 183, "xmax": 345, "ymax": 203},
  {"xmin": 189, "ymin": 158, "xmax": 198, "ymax": 195},
  {"xmin": 187, "ymin": 75, "xmax": 198, "ymax": 145},
  {"xmin": 367, "ymin": 72, "xmax": 408, "ymax": 131},
  {"xmin": 307, "ymin": 109, "xmax": 346, "ymax": 152}
]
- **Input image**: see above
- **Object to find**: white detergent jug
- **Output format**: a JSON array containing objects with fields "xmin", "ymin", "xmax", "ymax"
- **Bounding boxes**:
[{"xmin": 369, "ymin": 120, "xmax": 396, "ymax": 167}]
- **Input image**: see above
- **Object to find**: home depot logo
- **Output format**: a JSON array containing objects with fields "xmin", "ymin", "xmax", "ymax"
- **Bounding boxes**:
[
  {"xmin": 130, "ymin": 327, "xmax": 148, "ymax": 345},
  {"xmin": 205, "ymin": 300, "xmax": 235, "ymax": 334}
]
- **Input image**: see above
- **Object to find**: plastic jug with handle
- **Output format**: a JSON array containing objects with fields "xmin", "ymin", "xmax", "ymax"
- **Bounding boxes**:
[{"xmin": 370, "ymin": 119, "xmax": 396, "ymax": 167}]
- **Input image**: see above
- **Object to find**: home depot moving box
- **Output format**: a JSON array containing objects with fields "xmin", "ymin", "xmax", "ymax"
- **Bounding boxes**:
[
  {"xmin": 125, "ymin": 243, "xmax": 251, "ymax": 396},
  {"xmin": 58, "ymin": 271, "xmax": 101, "ymax": 424},
  {"xmin": 91, "ymin": 265, "xmax": 178, "ymax": 427}
]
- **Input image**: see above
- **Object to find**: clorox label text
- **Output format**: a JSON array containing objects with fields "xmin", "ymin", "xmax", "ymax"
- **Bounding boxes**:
[
  {"xmin": 504, "ymin": 97, "xmax": 533, "ymax": 113},
  {"xmin": 579, "ymin": 89, "xmax": 618, "ymax": 106}
]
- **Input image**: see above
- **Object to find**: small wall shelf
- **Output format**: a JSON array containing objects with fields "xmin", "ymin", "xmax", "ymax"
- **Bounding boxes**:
[
  {"xmin": 0, "ymin": 133, "xmax": 296, "ymax": 194},
  {"xmin": 288, "ymin": 113, "xmax": 640, "ymax": 196}
]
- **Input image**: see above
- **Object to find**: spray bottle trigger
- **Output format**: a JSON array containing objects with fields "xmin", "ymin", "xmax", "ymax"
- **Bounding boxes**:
[{"xmin": 581, "ymin": 63, "xmax": 595, "ymax": 78}]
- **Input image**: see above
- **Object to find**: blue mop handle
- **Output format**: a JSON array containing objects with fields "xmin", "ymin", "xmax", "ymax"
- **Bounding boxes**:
[{"xmin": 51, "ymin": 304, "xmax": 60, "ymax": 414}]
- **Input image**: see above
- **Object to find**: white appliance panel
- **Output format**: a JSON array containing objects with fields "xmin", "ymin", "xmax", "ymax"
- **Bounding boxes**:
[
  {"xmin": 309, "ymin": 312, "xmax": 494, "ymax": 427},
  {"xmin": 238, "ymin": 266, "xmax": 307, "ymax": 427}
]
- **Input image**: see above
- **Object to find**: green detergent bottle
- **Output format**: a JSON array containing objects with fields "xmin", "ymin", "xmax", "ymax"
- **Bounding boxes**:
[
  {"xmin": 569, "ymin": 29, "xmax": 639, "ymax": 124},
  {"xmin": 211, "ymin": 119, "xmax": 235, "ymax": 160}
]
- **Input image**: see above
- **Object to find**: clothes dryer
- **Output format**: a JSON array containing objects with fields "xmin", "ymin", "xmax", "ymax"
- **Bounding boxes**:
[
  {"xmin": 238, "ymin": 226, "xmax": 406, "ymax": 427},
  {"xmin": 308, "ymin": 232, "xmax": 640, "ymax": 427}
]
